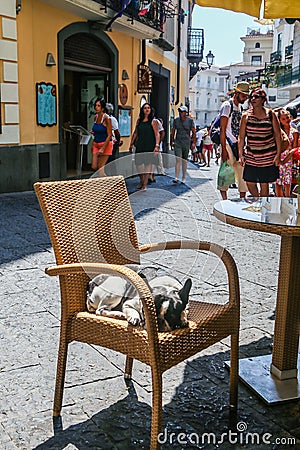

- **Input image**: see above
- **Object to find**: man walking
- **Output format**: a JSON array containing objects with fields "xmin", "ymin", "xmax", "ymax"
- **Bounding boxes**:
[
  {"xmin": 170, "ymin": 105, "xmax": 196, "ymax": 184},
  {"xmin": 219, "ymin": 82, "xmax": 249, "ymax": 199}
]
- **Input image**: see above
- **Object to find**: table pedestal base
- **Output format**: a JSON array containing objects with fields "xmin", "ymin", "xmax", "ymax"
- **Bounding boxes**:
[
  {"xmin": 225, "ymin": 354, "xmax": 300, "ymax": 404},
  {"xmin": 270, "ymin": 363, "xmax": 298, "ymax": 380}
]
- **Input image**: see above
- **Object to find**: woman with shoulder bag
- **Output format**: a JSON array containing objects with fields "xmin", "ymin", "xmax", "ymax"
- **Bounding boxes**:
[
  {"xmin": 202, "ymin": 125, "xmax": 213, "ymax": 167},
  {"xmin": 91, "ymin": 98, "xmax": 113, "ymax": 176},
  {"xmin": 238, "ymin": 88, "xmax": 282, "ymax": 197},
  {"xmin": 129, "ymin": 103, "xmax": 160, "ymax": 191}
]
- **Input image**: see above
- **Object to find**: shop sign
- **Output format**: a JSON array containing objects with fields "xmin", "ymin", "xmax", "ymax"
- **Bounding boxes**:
[
  {"xmin": 36, "ymin": 82, "xmax": 57, "ymax": 126},
  {"xmin": 137, "ymin": 64, "xmax": 152, "ymax": 93},
  {"xmin": 119, "ymin": 84, "xmax": 128, "ymax": 105}
]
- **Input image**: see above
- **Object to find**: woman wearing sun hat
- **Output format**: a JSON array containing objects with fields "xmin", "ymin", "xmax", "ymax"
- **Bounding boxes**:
[{"xmin": 238, "ymin": 88, "xmax": 282, "ymax": 197}]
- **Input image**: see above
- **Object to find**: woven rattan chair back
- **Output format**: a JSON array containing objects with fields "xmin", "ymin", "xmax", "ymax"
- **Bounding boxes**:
[{"xmin": 35, "ymin": 176, "xmax": 140, "ymax": 266}]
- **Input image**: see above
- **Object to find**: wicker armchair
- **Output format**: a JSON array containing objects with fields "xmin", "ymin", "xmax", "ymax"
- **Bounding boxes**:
[{"xmin": 34, "ymin": 176, "xmax": 240, "ymax": 450}]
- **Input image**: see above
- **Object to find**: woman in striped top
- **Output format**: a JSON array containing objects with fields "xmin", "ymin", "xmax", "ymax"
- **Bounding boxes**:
[{"xmin": 238, "ymin": 88, "xmax": 282, "ymax": 197}]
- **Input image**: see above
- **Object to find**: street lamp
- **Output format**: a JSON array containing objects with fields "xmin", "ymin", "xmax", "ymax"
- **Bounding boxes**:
[
  {"xmin": 206, "ymin": 50, "xmax": 215, "ymax": 68},
  {"xmin": 198, "ymin": 50, "xmax": 215, "ymax": 71}
]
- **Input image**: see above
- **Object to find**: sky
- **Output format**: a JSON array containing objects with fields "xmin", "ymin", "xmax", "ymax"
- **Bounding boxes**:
[{"xmin": 192, "ymin": 6, "xmax": 271, "ymax": 67}]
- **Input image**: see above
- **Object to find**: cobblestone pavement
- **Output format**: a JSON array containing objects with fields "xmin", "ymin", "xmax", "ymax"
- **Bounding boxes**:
[{"xmin": 0, "ymin": 157, "xmax": 299, "ymax": 450}]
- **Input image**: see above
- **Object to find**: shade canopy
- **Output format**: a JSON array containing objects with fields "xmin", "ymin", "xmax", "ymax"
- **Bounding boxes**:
[{"xmin": 195, "ymin": 0, "xmax": 300, "ymax": 19}]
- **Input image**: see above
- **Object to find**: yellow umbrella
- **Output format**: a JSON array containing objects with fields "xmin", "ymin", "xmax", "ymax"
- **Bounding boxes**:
[{"xmin": 195, "ymin": 0, "xmax": 300, "ymax": 19}]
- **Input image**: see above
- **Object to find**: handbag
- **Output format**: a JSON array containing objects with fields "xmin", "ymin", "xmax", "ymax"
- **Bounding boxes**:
[{"xmin": 217, "ymin": 161, "xmax": 235, "ymax": 188}]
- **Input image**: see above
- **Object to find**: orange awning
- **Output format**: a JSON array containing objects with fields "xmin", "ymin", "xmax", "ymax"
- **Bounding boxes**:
[{"xmin": 194, "ymin": 0, "xmax": 300, "ymax": 19}]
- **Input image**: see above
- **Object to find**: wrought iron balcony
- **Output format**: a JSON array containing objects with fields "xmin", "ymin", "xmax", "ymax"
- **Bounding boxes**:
[
  {"xmin": 187, "ymin": 27, "xmax": 204, "ymax": 63},
  {"xmin": 93, "ymin": 0, "xmax": 176, "ymax": 32},
  {"xmin": 277, "ymin": 66, "xmax": 300, "ymax": 87},
  {"xmin": 270, "ymin": 50, "xmax": 282, "ymax": 64},
  {"xmin": 187, "ymin": 27, "xmax": 204, "ymax": 80},
  {"xmin": 262, "ymin": 61, "xmax": 293, "ymax": 87},
  {"xmin": 285, "ymin": 44, "xmax": 293, "ymax": 60}
]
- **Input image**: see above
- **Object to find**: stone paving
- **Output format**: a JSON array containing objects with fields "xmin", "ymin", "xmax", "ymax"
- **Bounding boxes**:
[{"xmin": 0, "ymin": 157, "xmax": 299, "ymax": 449}]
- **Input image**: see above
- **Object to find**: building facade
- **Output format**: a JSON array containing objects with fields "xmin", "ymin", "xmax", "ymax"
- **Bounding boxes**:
[
  {"xmin": 220, "ymin": 28, "xmax": 274, "ymax": 100},
  {"xmin": 0, "ymin": 0, "xmax": 193, "ymax": 193},
  {"xmin": 188, "ymin": 27, "xmax": 275, "ymax": 127},
  {"xmin": 241, "ymin": 27, "xmax": 273, "ymax": 67},
  {"xmin": 189, "ymin": 63, "xmax": 220, "ymax": 128},
  {"xmin": 272, "ymin": 19, "xmax": 300, "ymax": 105}
]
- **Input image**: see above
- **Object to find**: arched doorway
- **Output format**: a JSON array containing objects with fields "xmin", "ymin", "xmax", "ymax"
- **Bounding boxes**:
[{"xmin": 58, "ymin": 23, "xmax": 118, "ymax": 177}]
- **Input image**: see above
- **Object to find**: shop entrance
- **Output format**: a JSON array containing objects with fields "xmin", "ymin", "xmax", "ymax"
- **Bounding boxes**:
[
  {"xmin": 61, "ymin": 29, "xmax": 115, "ymax": 177},
  {"xmin": 63, "ymin": 70, "xmax": 108, "ymax": 176}
]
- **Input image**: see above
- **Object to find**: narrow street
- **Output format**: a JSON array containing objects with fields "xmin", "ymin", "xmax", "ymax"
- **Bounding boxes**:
[{"xmin": 0, "ymin": 160, "xmax": 299, "ymax": 449}]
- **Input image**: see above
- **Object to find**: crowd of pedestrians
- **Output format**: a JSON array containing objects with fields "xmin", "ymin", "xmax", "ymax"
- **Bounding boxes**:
[
  {"xmin": 186, "ymin": 82, "xmax": 300, "ymax": 199},
  {"xmin": 90, "ymin": 90, "xmax": 300, "ymax": 198}
]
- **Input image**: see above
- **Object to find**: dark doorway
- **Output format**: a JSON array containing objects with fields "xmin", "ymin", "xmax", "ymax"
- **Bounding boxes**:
[
  {"xmin": 149, "ymin": 64, "xmax": 170, "ymax": 151},
  {"xmin": 63, "ymin": 70, "xmax": 108, "ymax": 175},
  {"xmin": 62, "ymin": 32, "xmax": 113, "ymax": 177}
]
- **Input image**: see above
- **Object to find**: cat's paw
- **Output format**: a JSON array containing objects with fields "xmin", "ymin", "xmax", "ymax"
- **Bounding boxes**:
[
  {"xmin": 97, "ymin": 310, "xmax": 126, "ymax": 319},
  {"xmin": 127, "ymin": 317, "xmax": 141, "ymax": 327}
]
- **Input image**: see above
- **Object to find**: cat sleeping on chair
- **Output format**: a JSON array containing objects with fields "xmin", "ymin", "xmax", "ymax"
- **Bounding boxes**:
[{"xmin": 86, "ymin": 266, "xmax": 191, "ymax": 332}]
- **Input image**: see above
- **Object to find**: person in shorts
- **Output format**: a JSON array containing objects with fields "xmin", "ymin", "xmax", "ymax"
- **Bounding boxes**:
[
  {"xmin": 218, "ymin": 82, "xmax": 250, "ymax": 199},
  {"xmin": 202, "ymin": 125, "xmax": 213, "ymax": 167},
  {"xmin": 195, "ymin": 126, "xmax": 205, "ymax": 165},
  {"xmin": 170, "ymin": 106, "xmax": 196, "ymax": 184},
  {"xmin": 91, "ymin": 97, "xmax": 113, "ymax": 177}
]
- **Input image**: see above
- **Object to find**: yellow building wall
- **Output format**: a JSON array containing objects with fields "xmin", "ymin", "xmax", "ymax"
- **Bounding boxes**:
[
  {"xmin": 17, "ymin": 0, "xmax": 82, "ymax": 145},
  {"xmin": 17, "ymin": 0, "xmax": 186, "ymax": 147},
  {"xmin": 0, "ymin": 18, "xmax": 3, "ymax": 132},
  {"xmin": 107, "ymin": 35, "xmax": 187, "ymax": 147}
]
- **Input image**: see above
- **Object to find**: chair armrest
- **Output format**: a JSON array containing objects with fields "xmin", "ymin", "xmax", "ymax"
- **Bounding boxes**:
[
  {"xmin": 139, "ymin": 240, "xmax": 240, "ymax": 308},
  {"xmin": 45, "ymin": 262, "xmax": 159, "ymax": 341}
]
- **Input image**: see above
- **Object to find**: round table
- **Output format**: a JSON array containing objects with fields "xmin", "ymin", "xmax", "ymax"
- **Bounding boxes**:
[{"xmin": 214, "ymin": 197, "xmax": 300, "ymax": 403}]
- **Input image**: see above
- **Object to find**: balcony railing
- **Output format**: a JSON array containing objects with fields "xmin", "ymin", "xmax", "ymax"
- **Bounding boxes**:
[
  {"xmin": 285, "ymin": 44, "xmax": 293, "ymax": 60},
  {"xmin": 277, "ymin": 66, "xmax": 300, "ymax": 87},
  {"xmin": 187, "ymin": 27, "xmax": 204, "ymax": 80},
  {"xmin": 94, "ymin": 0, "xmax": 176, "ymax": 32},
  {"xmin": 187, "ymin": 27, "xmax": 204, "ymax": 61},
  {"xmin": 270, "ymin": 50, "xmax": 282, "ymax": 64}
]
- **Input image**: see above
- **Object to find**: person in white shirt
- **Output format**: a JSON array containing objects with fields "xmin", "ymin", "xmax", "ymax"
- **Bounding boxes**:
[
  {"xmin": 149, "ymin": 117, "xmax": 166, "ymax": 182},
  {"xmin": 105, "ymin": 103, "xmax": 123, "ymax": 175},
  {"xmin": 202, "ymin": 125, "xmax": 214, "ymax": 167},
  {"xmin": 194, "ymin": 126, "xmax": 204, "ymax": 165},
  {"xmin": 219, "ymin": 82, "xmax": 249, "ymax": 199}
]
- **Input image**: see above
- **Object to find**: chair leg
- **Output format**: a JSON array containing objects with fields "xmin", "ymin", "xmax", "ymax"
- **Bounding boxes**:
[
  {"xmin": 53, "ymin": 339, "xmax": 69, "ymax": 417},
  {"xmin": 124, "ymin": 356, "xmax": 133, "ymax": 379},
  {"xmin": 150, "ymin": 368, "xmax": 163, "ymax": 450},
  {"xmin": 229, "ymin": 333, "xmax": 239, "ymax": 411}
]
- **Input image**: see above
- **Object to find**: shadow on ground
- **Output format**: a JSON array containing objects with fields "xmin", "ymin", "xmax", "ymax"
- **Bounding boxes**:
[
  {"xmin": 0, "ymin": 167, "xmax": 213, "ymax": 264},
  {"xmin": 33, "ymin": 336, "xmax": 300, "ymax": 450}
]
